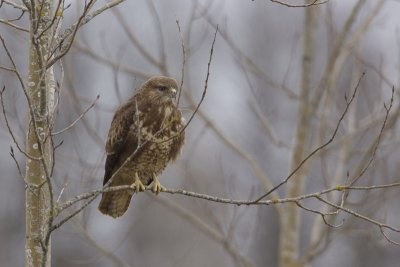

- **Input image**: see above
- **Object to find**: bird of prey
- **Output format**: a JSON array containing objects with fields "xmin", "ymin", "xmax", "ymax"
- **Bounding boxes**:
[{"xmin": 98, "ymin": 76, "xmax": 185, "ymax": 218}]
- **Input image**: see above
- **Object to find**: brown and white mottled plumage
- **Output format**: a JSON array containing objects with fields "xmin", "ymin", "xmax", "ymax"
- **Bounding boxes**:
[{"xmin": 98, "ymin": 76, "xmax": 185, "ymax": 218}]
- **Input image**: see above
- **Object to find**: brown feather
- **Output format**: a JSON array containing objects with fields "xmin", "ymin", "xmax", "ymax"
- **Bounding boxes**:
[{"xmin": 99, "ymin": 76, "xmax": 185, "ymax": 218}]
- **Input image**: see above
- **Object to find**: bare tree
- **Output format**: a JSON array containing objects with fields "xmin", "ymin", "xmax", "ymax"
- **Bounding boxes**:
[
  {"xmin": 1, "ymin": 1, "xmax": 123, "ymax": 266},
  {"xmin": 0, "ymin": 0, "xmax": 399, "ymax": 267}
]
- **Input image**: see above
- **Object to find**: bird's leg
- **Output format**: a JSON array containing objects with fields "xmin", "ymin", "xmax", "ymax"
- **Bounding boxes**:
[
  {"xmin": 150, "ymin": 173, "xmax": 166, "ymax": 195},
  {"xmin": 130, "ymin": 172, "xmax": 145, "ymax": 193}
]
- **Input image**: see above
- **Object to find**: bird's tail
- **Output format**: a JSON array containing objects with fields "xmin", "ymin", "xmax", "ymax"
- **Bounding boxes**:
[{"xmin": 98, "ymin": 191, "xmax": 132, "ymax": 218}]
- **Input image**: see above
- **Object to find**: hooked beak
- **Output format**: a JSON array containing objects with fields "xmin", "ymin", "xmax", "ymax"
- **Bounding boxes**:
[{"xmin": 169, "ymin": 87, "xmax": 177, "ymax": 98}]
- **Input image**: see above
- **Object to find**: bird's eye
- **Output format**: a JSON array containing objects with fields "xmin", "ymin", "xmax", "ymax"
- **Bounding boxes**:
[{"xmin": 158, "ymin": 86, "xmax": 167, "ymax": 92}]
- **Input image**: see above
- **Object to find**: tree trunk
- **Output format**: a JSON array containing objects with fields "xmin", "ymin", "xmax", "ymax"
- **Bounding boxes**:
[
  {"xmin": 278, "ymin": 4, "xmax": 318, "ymax": 267},
  {"xmin": 25, "ymin": 1, "xmax": 55, "ymax": 266}
]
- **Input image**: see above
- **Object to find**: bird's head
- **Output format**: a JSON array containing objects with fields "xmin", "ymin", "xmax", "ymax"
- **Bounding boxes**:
[{"xmin": 141, "ymin": 76, "xmax": 179, "ymax": 105}]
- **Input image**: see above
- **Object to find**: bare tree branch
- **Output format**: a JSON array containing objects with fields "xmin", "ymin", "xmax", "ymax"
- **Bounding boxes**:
[
  {"xmin": 47, "ymin": 0, "xmax": 126, "ymax": 68},
  {"xmin": 2, "ymin": 0, "xmax": 29, "ymax": 11},
  {"xmin": 153, "ymin": 195, "xmax": 257, "ymax": 267},
  {"xmin": 0, "ymin": 19, "xmax": 29, "ymax": 32},
  {"xmin": 0, "ymin": 87, "xmax": 41, "ymax": 160},
  {"xmin": 271, "ymin": 0, "xmax": 328, "ymax": 8},
  {"xmin": 317, "ymin": 195, "xmax": 400, "ymax": 243},
  {"xmin": 176, "ymin": 25, "xmax": 218, "ymax": 138},
  {"xmin": 176, "ymin": 19, "xmax": 186, "ymax": 106},
  {"xmin": 58, "ymin": 182, "xmax": 400, "ymax": 213},
  {"xmin": 349, "ymin": 86, "xmax": 395, "ymax": 186},
  {"xmin": 51, "ymin": 94, "xmax": 100, "ymax": 136},
  {"xmin": 252, "ymin": 73, "xmax": 365, "ymax": 203}
]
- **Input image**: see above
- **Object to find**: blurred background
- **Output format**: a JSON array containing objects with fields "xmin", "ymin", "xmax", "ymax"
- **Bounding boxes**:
[{"xmin": 1, "ymin": 0, "xmax": 400, "ymax": 266}]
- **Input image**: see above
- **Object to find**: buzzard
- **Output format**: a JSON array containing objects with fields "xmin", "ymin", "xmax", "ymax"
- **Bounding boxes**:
[{"xmin": 98, "ymin": 76, "xmax": 185, "ymax": 218}]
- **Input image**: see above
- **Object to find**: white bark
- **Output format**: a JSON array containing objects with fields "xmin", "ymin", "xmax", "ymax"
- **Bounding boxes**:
[
  {"xmin": 25, "ymin": 1, "xmax": 55, "ymax": 266},
  {"xmin": 278, "ymin": 4, "xmax": 318, "ymax": 267}
]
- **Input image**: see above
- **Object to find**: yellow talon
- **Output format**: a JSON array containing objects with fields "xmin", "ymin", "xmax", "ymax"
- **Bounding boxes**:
[
  {"xmin": 151, "ymin": 174, "xmax": 166, "ymax": 195},
  {"xmin": 130, "ymin": 173, "xmax": 145, "ymax": 193}
]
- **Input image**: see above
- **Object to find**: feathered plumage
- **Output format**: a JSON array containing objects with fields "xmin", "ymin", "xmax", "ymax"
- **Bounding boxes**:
[{"xmin": 98, "ymin": 76, "xmax": 185, "ymax": 218}]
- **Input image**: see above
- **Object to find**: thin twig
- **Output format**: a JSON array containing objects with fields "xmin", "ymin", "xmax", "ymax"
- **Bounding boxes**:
[
  {"xmin": 150, "ymin": 25, "xmax": 218, "ymax": 146},
  {"xmin": 36, "ymin": 0, "xmax": 63, "ymax": 40},
  {"xmin": 111, "ymin": 7, "xmax": 160, "ymax": 69},
  {"xmin": 56, "ymin": 181, "xmax": 68, "ymax": 205},
  {"xmin": 47, "ymin": 0, "xmax": 96, "ymax": 68},
  {"xmin": 9, "ymin": 146, "xmax": 24, "ymax": 179},
  {"xmin": 317, "ymin": 196, "xmax": 400, "ymax": 240},
  {"xmin": 380, "ymin": 228, "xmax": 400, "ymax": 246},
  {"xmin": 0, "ymin": 87, "xmax": 41, "ymax": 160},
  {"xmin": 271, "ymin": 0, "xmax": 328, "ymax": 8},
  {"xmin": 176, "ymin": 19, "xmax": 186, "ymax": 106},
  {"xmin": 0, "ymin": 19, "xmax": 29, "ymax": 32},
  {"xmin": 295, "ymin": 201, "xmax": 344, "ymax": 228},
  {"xmin": 3, "ymin": 0, "xmax": 29, "ymax": 11},
  {"xmin": 183, "ymin": 89, "xmax": 279, "ymax": 201},
  {"xmin": 172, "ymin": 25, "xmax": 218, "ymax": 138},
  {"xmin": 73, "ymin": 222, "xmax": 131, "ymax": 267},
  {"xmin": 252, "ymin": 73, "xmax": 364, "ymax": 203},
  {"xmin": 52, "ymin": 94, "xmax": 100, "ymax": 135},
  {"xmin": 203, "ymin": 15, "xmax": 297, "ymax": 99},
  {"xmin": 8, "ymin": 9, "xmax": 25, "ymax": 22},
  {"xmin": 153, "ymin": 195, "xmax": 256, "ymax": 267},
  {"xmin": 74, "ymin": 42, "xmax": 149, "ymax": 78},
  {"xmin": 51, "ymin": 194, "xmax": 97, "ymax": 233},
  {"xmin": 146, "ymin": 0, "xmax": 167, "ymax": 72},
  {"xmin": 0, "ymin": 65, "xmax": 17, "ymax": 72},
  {"xmin": 349, "ymin": 86, "xmax": 394, "ymax": 186}
]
